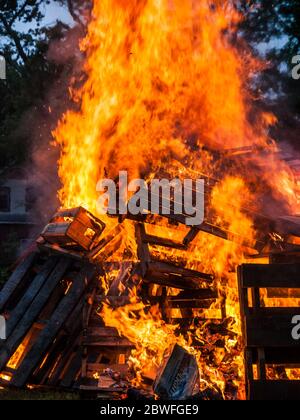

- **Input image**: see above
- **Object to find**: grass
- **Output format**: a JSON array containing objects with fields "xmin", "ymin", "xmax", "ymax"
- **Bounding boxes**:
[{"xmin": 0, "ymin": 388, "xmax": 80, "ymax": 400}]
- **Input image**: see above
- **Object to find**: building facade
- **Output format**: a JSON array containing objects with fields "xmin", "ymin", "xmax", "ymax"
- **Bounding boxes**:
[{"xmin": 0, "ymin": 177, "xmax": 37, "ymax": 256}]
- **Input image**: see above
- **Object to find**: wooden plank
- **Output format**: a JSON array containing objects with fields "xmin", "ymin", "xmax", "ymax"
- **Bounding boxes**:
[
  {"xmin": 86, "ymin": 327, "xmax": 123, "ymax": 337},
  {"xmin": 87, "ymin": 364, "xmax": 128, "ymax": 374},
  {"xmin": 37, "ymin": 241, "xmax": 84, "ymax": 261},
  {"xmin": 245, "ymin": 313, "xmax": 300, "ymax": 347},
  {"xmin": 267, "ymin": 288, "xmax": 300, "ymax": 298},
  {"xmin": 68, "ymin": 220, "xmax": 95, "ymax": 250},
  {"xmin": 34, "ymin": 334, "xmax": 70, "ymax": 385},
  {"xmin": 83, "ymin": 289, "xmax": 97, "ymax": 330},
  {"xmin": 42, "ymin": 207, "xmax": 106, "ymax": 252},
  {"xmin": 165, "ymin": 298, "xmax": 216, "ymax": 309},
  {"xmin": 245, "ymin": 349, "xmax": 253, "ymax": 386},
  {"xmin": 135, "ymin": 223, "xmax": 151, "ymax": 271},
  {"xmin": 143, "ymin": 234, "xmax": 187, "ymax": 250},
  {"xmin": 5, "ymin": 258, "xmax": 59, "ymax": 338},
  {"xmin": 11, "ymin": 264, "xmax": 97, "ymax": 388},
  {"xmin": 0, "ymin": 258, "xmax": 71, "ymax": 372},
  {"xmin": 169, "ymin": 289, "xmax": 218, "ymax": 300},
  {"xmin": 83, "ymin": 336, "xmax": 134, "ymax": 347},
  {"xmin": 251, "ymin": 347, "xmax": 300, "ymax": 365},
  {"xmin": 37, "ymin": 281, "xmax": 67, "ymax": 322},
  {"xmin": 165, "ymin": 318, "xmax": 219, "ymax": 327},
  {"xmin": 126, "ymin": 199, "xmax": 259, "ymax": 249},
  {"xmin": 238, "ymin": 265, "xmax": 250, "ymax": 325},
  {"xmin": 248, "ymin": 380, "xmax": 300, "ymax": 401},
  {"xmin": 92, "ymin": 235, "xmax": 123, "ymax": 263},
  {"xmin": 34, "ymin": 298, "xmax": 85, "ymax": 386},
  {"xmin": 145, "ymin": 261, "xmax": 213, "ymax": 290},
  {"xmin": 48, "ymin": 335, "xmax": 81, "ymax": 387},
  {"xmin": 257, "ymin": 348, "xmax": 266, "ymax": 380},
  {"xmin": 251, "ymin": 287, "xmax": 260, "ymax": 310},
  {"xmin": 148, "ymin": 261, "xmax": 214, "ymax": 281},
  {"xmin": 87, "ymin": 225, "xmax": 122, "ymax": 260},
  {"xmin": 183, "ymin": 227, "xmax": 199, "ymax": 246},
  {"xmin": 240, "ymin": 264, "xmax": 300, "ymax": 288},
  {"xmin": 60, "ymin": 350, "xmax": 82, "ymax": 389},
  {"xmin": 270, "ymin": 252, "xmax": 300, "ymax": 264},
  {"xmin": 77, "ymin": 207, "xmax": 106, "ymax": 235},
  {"xmin": 107, "ymin": 263, "xmax": 134, "ymax": 297},
  {"xmin": 79, "ymin": 385, "xmax": 125, "ymax": 392},
  {"xmin": 0, "ymin": 252, "xmax": 37, "ymax": 312}
]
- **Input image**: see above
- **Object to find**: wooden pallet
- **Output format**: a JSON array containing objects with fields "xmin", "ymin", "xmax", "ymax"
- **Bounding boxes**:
[
  {"xmin": 134, "ymin": 224, "xmax": 221, "ymax": 327},
  {"xmin": 80, "ymin": 287, "xmax": 133, "ymax": 396},
  {"xmin": 0, "ymin": 205, "xmax": 224, "ymax": 395},
  {"xmin": 110, "ymin": 174, "xmax": 300, "ymax": 255},
  {"xmin": 41, "ymin": 207, "xmax": 106, "ymax": 252},
  {"xmin": 0, "ymin": 249, "xmax": 99, "ymax": 389},
  {"xmin": 238, "ymin": 263, "xmax": 300, "ymax": 400}
]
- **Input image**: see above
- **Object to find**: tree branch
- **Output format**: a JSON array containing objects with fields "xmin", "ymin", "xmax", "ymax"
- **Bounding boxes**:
[
  {"xmin": 2, "ymin": 52, "xmax": 23, "ymax": 76},
  {"xmin": 0, "ymin": 13, "xmax": 28, "ymax": 65},
  {"xmin": 9, "ymin": 0, "xmax": 31, "ymax": 27},
  {"xmin": 67, "ymin": 0, "xmax": 85, "ymax": 29}
]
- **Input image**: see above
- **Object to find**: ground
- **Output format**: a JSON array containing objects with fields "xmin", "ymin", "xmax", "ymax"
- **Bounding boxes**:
[{"xmin": 0, "ymin": 388, "xmax": 80, "ymax": 400}]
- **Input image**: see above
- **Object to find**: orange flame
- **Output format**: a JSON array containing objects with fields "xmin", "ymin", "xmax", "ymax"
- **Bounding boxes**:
[
  {"xmin": 53, "ymin": 0, "xmax": 300, "ymax": 398},
  {"xmin": 53, "ymin": 0, "xmax": 273, "ymax": 208}
]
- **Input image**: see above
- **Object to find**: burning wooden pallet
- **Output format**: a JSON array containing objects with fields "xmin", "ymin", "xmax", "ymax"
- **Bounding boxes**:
[
  {"xmin": 0, "ymin": 251, "xmax": 99, "ymax": 389},
  {"xmin": 0, "ymin": 206, "xmax": 220, "ymax": 397},
  {"xmin": 5, "ymin": 200, "xmax": 300, "ymax": 399},
  {"xmin": 80, "ymin": 291, "xmax": 134, "ymax": 395},
  {"xmin": 0, "ymin": 207, "xmax": 107, "ymax": 389},
  {"xmin": 113, "ymin": 176, "xmax": 300, "ymax": 256},
  {"xmin": 238, "ymin": 263, "xmax": 300, "ymax": 400}
]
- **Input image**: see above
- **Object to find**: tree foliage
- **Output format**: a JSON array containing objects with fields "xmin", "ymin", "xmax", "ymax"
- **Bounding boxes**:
[
  {"xmin": 239, "ymin": 0, "xmax": 300, "ymax": 145},
  {"xmin": 0, "ymin": 0, "xmax": 90, "ymax": 171}
]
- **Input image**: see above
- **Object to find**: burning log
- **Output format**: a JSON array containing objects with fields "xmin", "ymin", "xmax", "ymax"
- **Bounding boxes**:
[
  {"xmin": 145, "ymin": 261, "xmax": 213, "ymax": 290},
  {"xmin": 107, "ymin": 262, "xmax": 141, "ymax": 298},
  {"xmin": 153, "ymin": 344, "xmax": 200, "ymax": 400},
  {"xmin": 88, "ymin": 225, "xmax": 123, "ymax": 261}
]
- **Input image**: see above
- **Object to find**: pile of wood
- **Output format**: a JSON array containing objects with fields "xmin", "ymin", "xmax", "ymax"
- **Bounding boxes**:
[
  {"xmin": 0, "ymin": 205, "xmax": 220, "ymax": 397},
  {"xmin": 0, "ymin": 252, "xmax": 99, "ymax": 389},
  {"xmin": 1, "ymin": 174, "xmax": 300, "ymax": 399}
]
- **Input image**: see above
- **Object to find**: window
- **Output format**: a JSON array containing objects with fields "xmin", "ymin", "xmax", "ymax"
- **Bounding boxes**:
[
  {"xmin": 0, "ymin": 187, "xmax": 11, "ymax": 212},
  {"xmin": 25, "ymin": 187, "xmax": 37, "ymax": 212}
]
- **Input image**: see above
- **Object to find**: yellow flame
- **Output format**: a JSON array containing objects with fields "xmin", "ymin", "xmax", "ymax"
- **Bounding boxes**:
[{"xmin": 52, "ymin": 0, "xmax": 300, "ymax": 398}]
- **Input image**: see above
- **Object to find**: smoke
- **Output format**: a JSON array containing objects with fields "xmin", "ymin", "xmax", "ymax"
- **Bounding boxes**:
[{"xmin": 25, "ymin": 24, "xmax": 85, "ymax": 225}]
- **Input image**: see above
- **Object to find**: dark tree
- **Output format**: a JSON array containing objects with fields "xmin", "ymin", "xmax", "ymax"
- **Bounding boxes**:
[
  {"xmin": 240, "ymin": 0, "xmax": 300, "ymax": 147},
  {"xmin": 0, "ymin": 0, "xmax": 90, "ymax": 172}
]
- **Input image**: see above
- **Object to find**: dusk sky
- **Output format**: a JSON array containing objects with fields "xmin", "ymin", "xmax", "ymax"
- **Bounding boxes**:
[
  {"xmin": 15, "ymin": 1, "xmax": 73, "ymax": 32},
  {"xmin": 43, "ymin": 2, "xmax": 73, "ymax": 26}
]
